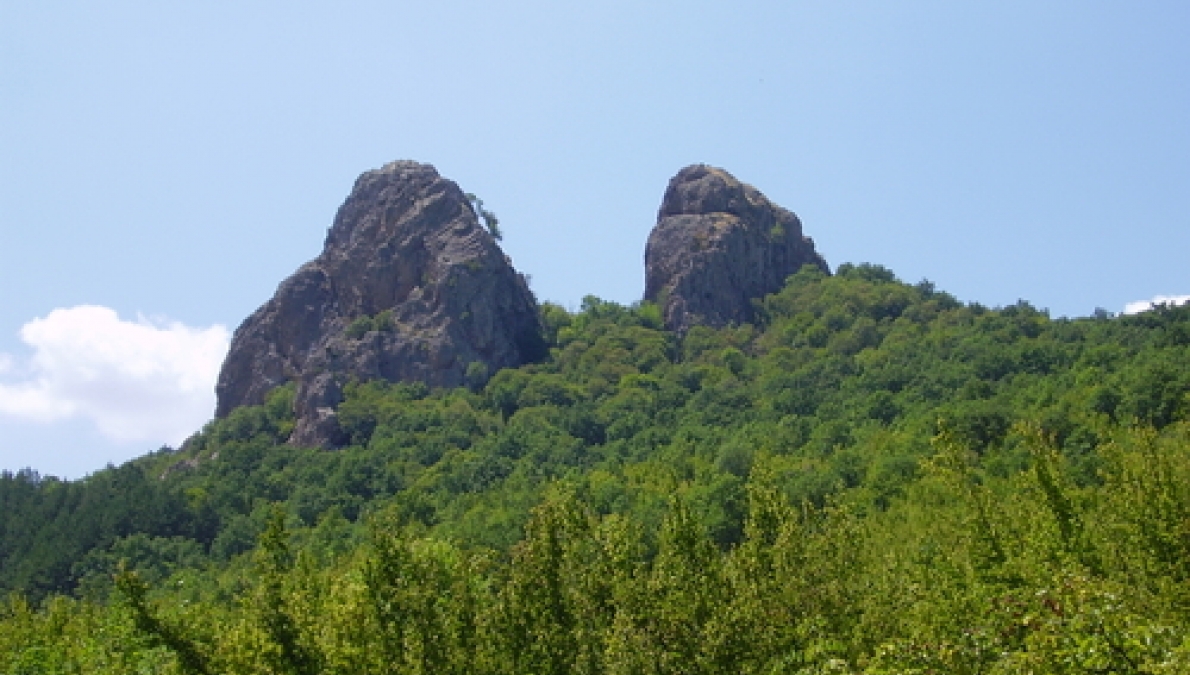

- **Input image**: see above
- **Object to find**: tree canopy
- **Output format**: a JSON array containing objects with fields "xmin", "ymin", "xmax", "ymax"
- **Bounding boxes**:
[{"xmin": 5, "ymin": 263, "xmax": 1190, "ymax": 672}]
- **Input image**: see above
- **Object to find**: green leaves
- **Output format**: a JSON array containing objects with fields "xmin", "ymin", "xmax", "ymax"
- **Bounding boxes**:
[
  {"xmin": 249, "ymin": 507, "xmax": 323, "ymax": 675},
  {"xmin": 365, "ymin": 521, "xmax": 484, "ymax": 675},
  {"xmin": 116, "ymin": 564, "xmax": 212, "ymax": 675},
  {"xmin": 345, "ymin": 309, "xmax": 395, "ymax": 339},
  {"xmin": 465, "ymin": 192, "xmax": 503, "ymax": 241},
  {"xmin": 8, "ymin": 266, "xmax": 1190, "ymax": 672}
]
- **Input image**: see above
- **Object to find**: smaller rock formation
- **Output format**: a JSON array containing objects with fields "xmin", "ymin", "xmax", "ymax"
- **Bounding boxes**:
[
  {"xmin": 215, "ymin": 161, "xmax": 544, "ymax": 447},
  {"xmin": 644, "ymin": 165, "xmax": 829, "ymax": 333}
]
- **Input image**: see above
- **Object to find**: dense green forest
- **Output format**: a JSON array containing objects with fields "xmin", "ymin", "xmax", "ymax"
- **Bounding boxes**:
[{"xmin": 4, "ymin": 263, "xmax": 1190, "ymax": 673}]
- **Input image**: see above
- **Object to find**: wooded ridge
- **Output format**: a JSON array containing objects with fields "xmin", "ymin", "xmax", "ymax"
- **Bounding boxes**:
[{"xmin": 4, "ymin": 263, "xmax": 1190, "ymax": 673}]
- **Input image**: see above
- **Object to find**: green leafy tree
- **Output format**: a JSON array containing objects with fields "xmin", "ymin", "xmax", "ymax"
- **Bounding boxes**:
[{"xmin": 465, "ymin": 192, "xmax": 503, "ymax": 241}]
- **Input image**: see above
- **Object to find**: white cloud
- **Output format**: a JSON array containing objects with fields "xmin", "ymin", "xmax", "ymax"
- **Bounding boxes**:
[
  {"xmin": 0, "ymin": 306, "xmax": 229, "ymax": 447},
  {"xmin": 1123, "ymin": 294, "xmax": 1190, "ymax": 315}
]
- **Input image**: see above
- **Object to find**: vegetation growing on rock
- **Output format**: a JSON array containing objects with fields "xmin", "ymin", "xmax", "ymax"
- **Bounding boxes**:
[{"xmin": 215, "ymin": 161, "xmax": 543, "ymax": 448}]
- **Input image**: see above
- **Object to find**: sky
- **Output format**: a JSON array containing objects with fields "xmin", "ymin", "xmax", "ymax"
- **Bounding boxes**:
[{"xmin": 1, "ymin": 1, "xmax": 1188, "ymax": 479}]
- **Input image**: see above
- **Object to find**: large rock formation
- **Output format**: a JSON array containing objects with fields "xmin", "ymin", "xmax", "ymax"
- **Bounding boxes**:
[
  {"xmin": 644, "ymin": 165, "xmax": 829, "ymax": 333},
  {"xmin": 215, "ymin": 161, "xmax": 544, "ymax": 447}
]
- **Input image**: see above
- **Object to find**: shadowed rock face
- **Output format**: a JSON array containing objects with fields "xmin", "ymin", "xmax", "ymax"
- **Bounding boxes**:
[
  {"xmin": 644, "ymin": 165, "xmax": 829, "ymax": 333},
  {"xmin": 215, "ymin": 161, "xmax": 544, "ymax": 447}
]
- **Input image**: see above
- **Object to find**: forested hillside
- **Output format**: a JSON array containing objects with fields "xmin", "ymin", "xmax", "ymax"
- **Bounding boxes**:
[{"xmin": 5, "ymin": 264, "xmax": 1190, "ymax": 673}]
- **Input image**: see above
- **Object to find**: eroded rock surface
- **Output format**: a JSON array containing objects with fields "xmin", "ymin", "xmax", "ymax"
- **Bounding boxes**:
[
  {"xmin": 215, "ymin": 161, "xmax": 544, "ymax": 447},
  {"xmin": 644, "ymin": 165, "xmax": 829, "ymax": 333}
]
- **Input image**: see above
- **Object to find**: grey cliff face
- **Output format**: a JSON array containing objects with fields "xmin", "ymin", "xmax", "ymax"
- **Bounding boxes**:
[
  {"xmin": 643, "ymin": 165, "xmax": 830, "ymax": 333},
  {"xmin": 215, "ymin": 160, "xmax": 544, "ymax": 447}
]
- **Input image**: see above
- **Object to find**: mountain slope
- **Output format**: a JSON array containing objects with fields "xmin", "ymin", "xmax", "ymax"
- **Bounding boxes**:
[{"xmin": 6, "ymin": 264, "xmax": 1190, "ymax": 672}]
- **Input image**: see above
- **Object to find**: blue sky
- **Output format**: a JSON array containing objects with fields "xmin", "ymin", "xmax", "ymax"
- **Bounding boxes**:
[{"xmin": 2, "ymin": 1, "xmax": 1188, "ymax": 478}]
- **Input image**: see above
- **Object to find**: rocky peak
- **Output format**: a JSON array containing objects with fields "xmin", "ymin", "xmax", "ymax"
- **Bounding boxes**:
[
  {"xmin": 215, "ymin": 160, "xmax": 544, "ymax": 447},
  {"xmin": 644, "ymin": 165, "xmax": 829, "ymax": 333}
]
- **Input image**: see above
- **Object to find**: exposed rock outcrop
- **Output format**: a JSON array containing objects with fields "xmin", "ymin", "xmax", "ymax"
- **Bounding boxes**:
[
  {"xmin": 643, "ymin": 165, "xmax": 829, "ymax": 333},
  {"xmin": 215, "ymin": 161, "xmax": 544, "ymax": 447}
]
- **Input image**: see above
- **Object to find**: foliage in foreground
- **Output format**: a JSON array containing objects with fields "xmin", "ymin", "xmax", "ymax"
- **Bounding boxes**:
[{"xmin": 7, "ymin": 423, "xmax": 1190, "ymax": 673}]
